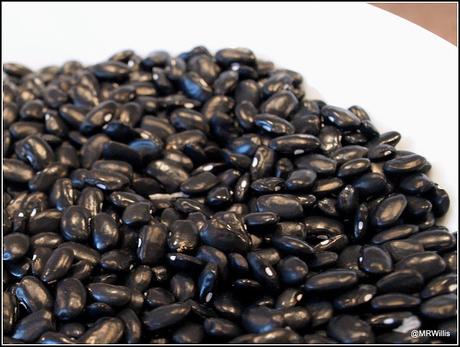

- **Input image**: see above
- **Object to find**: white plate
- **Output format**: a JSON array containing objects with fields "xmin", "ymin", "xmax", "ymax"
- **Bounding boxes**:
[{"xmin": 3, "ymin": 2, "xmax": 458, "ymax": 230}]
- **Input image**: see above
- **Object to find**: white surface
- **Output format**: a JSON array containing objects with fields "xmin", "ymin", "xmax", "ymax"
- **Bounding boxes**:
[{"xmin": 2, "ymin": 2, "xmax": 458, "ymax": 230}]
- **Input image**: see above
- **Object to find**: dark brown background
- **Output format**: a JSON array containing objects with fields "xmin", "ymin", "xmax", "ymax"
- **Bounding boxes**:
[{"xmin": 371, "ymin": 3, "xmax": 457, "ymax": 45}]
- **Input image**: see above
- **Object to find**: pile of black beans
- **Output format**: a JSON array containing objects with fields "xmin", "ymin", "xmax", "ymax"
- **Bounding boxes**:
[{"xmin": 3, "ymin": 46, "xmax": 457, "ymax": 344}]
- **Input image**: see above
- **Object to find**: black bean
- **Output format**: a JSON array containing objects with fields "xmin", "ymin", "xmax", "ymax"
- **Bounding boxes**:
[
  {"xmin": 247, "ymin": 251, "xmax": 279, "ymax": 292},
  {"xmin": 85, "ymin": 169, "xmax": 130, "ymax": 191},
  {"xmin": 137, "ymin": 224, "xmax": 167, "ymax": 265},
  {"xmin": 383, "ymin": 153, "xmax": 428, "ymax": 175},
  {"xmin": 269, "ymin": 134, "xmax": 320, "ymax": 155},
  {"xmin": 59, "ymin": 241, "xmax": 100, "ymax": 266},
  {"xmin": 172, "ymin": 322, "xmax": 204, "ymax": 343},
  {"xmin": 100, "ymin": 249, "xmax": 134, "ymax": 272},
  {"xmin": 377, "ymin": 269, "xmax": 424, "ymax": 293},
  {"xmin": 427, "ymin": 185, "xmax": 450, "ymax": 217},
  {"xmin": 420, "ymin": 274, "xmax": 457, "ymax": 300},
  {"xmin": 204, "ymin": 317, "xmax": 241, "ymax": 339},
  {"xmin": 146, "ymin": 159, "xmax": 189, "ymax": 193},
  {"xmin": 79, "ymin": 135, "xmax": 107, "ymax": 169},
  {"xmin": 242, "ymin": 306, "xmax": 284, "ymax": 333},
  {"xmin": 54, "ymin": 277, "xmax": 86, "ymax": 319},
  {"xmin": 78, "ymin": 317, "xmax": 125, "ymax": 344},
  {"xmin": 30, "ymin": 232, "xmax": 63, "ymax": 249},
  {"xmin": 334, "ymin": 284, "xmax": 377, "ymax": 310},
  {"xmin": 38, "ymin": 331, "xmax": 74, "ymax": 344},
  {"xmin": 29, "ymin": 163, "xmax": 67, "ymax": 193},
  {"xmin": 197, "ymin": 262, "xmax": 219, "ymax": 303},
  {"xmin": 395, "ymin": 251, "xmax": 446, "ymax": 280},
  {"xmin": 15, "ymin": 135, "xmax": 55, "ymax": 170},
  {"xmin": 88, "ymin": 283, "xmax": 131, "ymax": 306},
  {"xmin": 200, "ymin": 215, "xmax": 252, "ymax": 253},
  {"xmin": 12, "ymin": 309, "xmax": 55, "ymax": 342},
  {"xmin": 408, "ymin": 228, "xmax": 455, "ymax": 251},
  {"xmin": 358, "ymin": 246, "xmax": 393, "ymax": 275},
  {"xmin": 371, "ymin": 293, "xmax": 421, "ymax": 311},
  {"xmin": 371, "ymin": 194, "xmax": 407, "ymax": 229},
  {"xmin": 421, "ymin": 294, "xmax": 457, "ymax": 320},
  {"xmin": 3, "ymin": 233, "xmax": 30, "ymax": 262},
  {"xmin": 143, "ymin": 302, "xmax": 191, "ymax": 331},
  {"xmin": 353, "ymin": 172, "xmax": 387, "ymax": 197},
  {"xmin": 443, "ymin": 251, "xmax": 457, "ymax": 273},
  {"xmin": 304, "ymin": 216, "xmax": 344, "ymax": 238},
  {"xmin": 60, "ymin": 206, "xmax": 90, "ymax": 242},
  {"xmin": 275, "ymin": 288, "xmax": 304, "ymax": 309},
  {"xmin": 3, "ymin": 159, "xmax": 34, "ymax": 184},
  {"xmin": 30, "ymin": 247, "xmax": 52, "ymax": 277},
  {"xmin": 40, "ymin": 247, "xmax": 74, "ymax": 283},
  {"xmin": 168, "ymin": 220, "xmax": 199, "ymax": 253},
  {"xmin": 15, "ymin": 276, "xmax": 53, "ymax": 313},
  {"xmin": 327, "ymin": 315, "xmax": 374, "ymax": 343},
  {"xmin": 303, "ymin": 269, "xmax": 358, "ymax": 291}
]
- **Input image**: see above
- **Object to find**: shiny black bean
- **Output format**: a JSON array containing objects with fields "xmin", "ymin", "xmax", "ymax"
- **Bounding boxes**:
[
  {"xmin": 54, "ymin": 277, "xmax": 86, "ymax": 319},
  {"xmin": 122, "ymin": 201, "xmax": 153, "ymax": 226},
  {"xmin": 443, "ymin": 251, "xmax": 457, "ymax": 273},
  {"xmin": 200, "ymin": 215, "xmax": 252, "ymax": 253},
  {"xmin": 371, "ymin": 194, "xmax": 407, "ymax": 229},
  {"xmin": 3, "ymin": 233, "xmax": 29, "ymax": 262},
  {"xmin": 304, "ymin": 269, "xmax": 358, "ymax": 292},
  {"xmin": 242, "ymin": 306, "xmax": 284, "ymax": 333},
  {"xmin": 30, "ymin": 232, "xmax": 63, "ymax": 249},
  {"xmin": 269, "ymin": 134, "xmax": 320, "ymax": 155},
  {"xmin": 197, "ymin": 262, "xmax": 219, "ymax": 303},
  {"xmin": 371, "ymin": 293, "xmax": 421, "ymax": 311},
  {"xmin": 383, "ymin": 154, "xmax": 428, "ymax": 175},
  {"xmin": 88, "ymin": 283, "xmax": 131, "ymax": 306},
  {"xmin": 334, "ymin": 284, "xmax": 377, "ymax": 310},
  {"xmin": 276, "ymin": 256, "xmax": 308, "ymax": 286},
  {"xmin": 31, "ymin": 246, "xmax": 53, "ymax": 277},
  {"xmin": 372, "ymin": 224, "xmax": 419, "ymax": 244},
  {"xmin": 399, "ymin": 172, "xmax": 434, "ymax": 195},
  {"xmin": 38, "ymin": 331, "xmax": 74, "ymax": 344},
  {"xmin": 420, "ymin": 274, "xmax": 457, "ymax": 299},
  {"xmin": 15, "ymin": 276, "xmax": 53, "ymax": 313},
  {"xmin": 78, "ymin": 317, "xmax": 124, "ymax": 344},
  {"xmin": 395, "ymin": 251, "xmax": 446, "ymax": 280},
  {"xmin": 143, "ymin": 302, "xmax": 191, "ymax": 331},
  {"xmin": 420, "ymin": 294, "xmax": 457, "ymax": 320},
  {"xmin": 41, "ymin": 247, "xmax": 74, "ymax": 283},
  {"xmin": 168, "ymin": 220, "xmax": 199, "ymax": 253},
  {"xmin": 170, "ymin": 273, "xmax": 196, "ymax": 301},
  {"xmin": 408, "ymin": 228, "xmax": 455, "ymax": 251},
  {"xmin": 60, "ymin": 206, "xmax": 90, "ymax": 242},
  {"xmin": 100, "ymin": 249, "xmax": 134, "ymax": 272},
  {"xmin": 260, "ymin": 90, "xmax": 298, "ymax": 118},
  {"xmin": 91, "ymin": 212, "xmax": 119, "ymax": 251},
  {"xmin": 171, "ymin": 322, "xmax": 204, "ymax": 343},
  {"xmin": 204, "ymin": 317, "xmax": 241, "ymax": 339},
  {"xmin": 12, "ymin": 309, "xmax": 55, "ymax": 342},
  {"xmin": 427, "ymin": 185, "xmax": 450, "ymax": 217},
  {"xmin": 327, "ymin": 315, "xmax": 374, "ymax": 343},
  {"xmin": 135, "ymin": 223, "xmax": 167, "ymax": 265},
  {"xmin": 3, "ymin": 158, "xmax": 35, "ymax": 183},
  {"xmin": 353, "ymin": 172, "xmax": 387, "ymax": 197},
  {"xmin": 377, "ymin": 269, "xmax": 424, "ymax": 293},
  {"xmin": 146, "ymin": 159, "xmax": 189, "ymax": 193},
  {"xmin": 246, "ymin": 252, "xmax": 278, "ymax": 292},
  {"xmin": 145, "ymin": 287, "xmax": 175, "ymax": 308},
  {"xmin": 358, "ymin": 246, "xmax": 393, "ymax": 275},
  {"xmin": 15, "ymin": 135, "xmax": 55, "ymax": 170}
]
